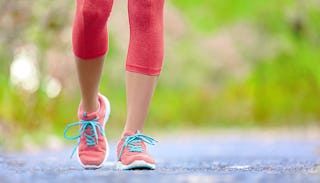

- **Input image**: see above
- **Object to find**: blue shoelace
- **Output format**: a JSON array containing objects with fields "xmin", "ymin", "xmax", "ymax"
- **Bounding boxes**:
[
  {"xmin": 64, "ymin": 118, "xmax": 104, "ymax": 158},
  {"xmin": 118, "ymin": 133, "xmax": 158, "ymax": 160}
]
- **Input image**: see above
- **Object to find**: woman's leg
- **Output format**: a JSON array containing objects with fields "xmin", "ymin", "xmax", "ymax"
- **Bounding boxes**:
[
  {"xmin": 116, "ymin": 0, "xmax": 164, "ymax": 170},
  {"xmin": 124, "ymin": 71, "xmax": 158, "ymax": 133},
  {"xmin": 73, "ymin": 0, "xmax": 113, "ymax": 112},
  {"xmin": 76, "ymin": 57, "xmax": 104, "ymax": 113},
  {"xmin": 65, "ymin": 0, "xmax": 113, "ymax": 169},
  {"xmin": 123, "ymin": 0, "xmax": 165, "ymax": 134}
]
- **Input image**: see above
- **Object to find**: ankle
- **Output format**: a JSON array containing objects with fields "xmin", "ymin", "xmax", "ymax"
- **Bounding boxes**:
[{"xmin": 81, "ymin": 100, "xmax": 100, "ymax": 113}]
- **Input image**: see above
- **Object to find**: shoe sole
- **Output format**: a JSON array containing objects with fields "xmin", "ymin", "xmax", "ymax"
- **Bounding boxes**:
[
  {"xmin": 116, "ymin": 160, "xmax": 156, "ymax": 170},
  {"xmin": 77, "ymin": 94, "xmax": 111, "ymax": 169}
]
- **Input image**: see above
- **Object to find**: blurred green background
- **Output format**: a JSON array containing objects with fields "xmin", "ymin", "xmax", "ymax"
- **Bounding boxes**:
[{"xmin": 0, "ymin": 0, "xmax": 320, "ymax": 150}]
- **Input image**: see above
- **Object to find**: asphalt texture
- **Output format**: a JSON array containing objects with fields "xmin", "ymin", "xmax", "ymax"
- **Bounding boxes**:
[{"xmin": 0, "ymin": 130, "xmax": 319, "ymax": 183}]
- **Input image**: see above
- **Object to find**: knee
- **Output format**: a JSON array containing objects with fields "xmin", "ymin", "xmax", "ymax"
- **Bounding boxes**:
[
  {"xmin": 77, "ymin": 0, "xmax": 113, "ymax": 24},
  {"xmin": 128, "ymin": 0, "xmax": 164, "ymax": 28},
  {"xmin": 129, "ymin": 0, "xmax": 164, "ymax": 10},
  {"xmin": 127, "ymin": 0, "xmax": 165, "ymax": 76},
  {"xmin": 73, "ymin": 0, "xmax": 114, "ymax": 59}
]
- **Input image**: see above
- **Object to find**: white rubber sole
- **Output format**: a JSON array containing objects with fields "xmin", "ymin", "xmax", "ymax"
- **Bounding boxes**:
[
  {"xmin": 77, "ymin": 94, "xmax": 111, "ymax": 169},
  {"xmin": 116, "ymin": 160, "xmax": 156, "ymax": 170}
]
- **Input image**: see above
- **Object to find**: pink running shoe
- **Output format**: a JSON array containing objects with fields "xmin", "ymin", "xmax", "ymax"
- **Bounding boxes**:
[
  {"xmin": 117, "ymin": 131, "xmax": 157, "ymax": 170},
  {"xmin": 64, "ymin": 94, "xmax": 111, "ymax": 169}
]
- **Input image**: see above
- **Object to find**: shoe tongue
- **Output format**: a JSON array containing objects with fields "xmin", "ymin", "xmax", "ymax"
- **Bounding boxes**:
[{"xmin": 80, "ymin": 111, "xmax": 98, "ymax": 121}]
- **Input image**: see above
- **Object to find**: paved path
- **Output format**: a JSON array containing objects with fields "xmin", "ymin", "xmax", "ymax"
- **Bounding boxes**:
[{"xmin": 0, "ymin": 130, "xmax": 320, "ymax": 183}]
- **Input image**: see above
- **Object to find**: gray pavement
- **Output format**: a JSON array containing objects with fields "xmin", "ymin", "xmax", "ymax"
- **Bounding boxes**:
[{"xmin": 0, "ymin": 131, "xmax": 320, "ymax": 183}]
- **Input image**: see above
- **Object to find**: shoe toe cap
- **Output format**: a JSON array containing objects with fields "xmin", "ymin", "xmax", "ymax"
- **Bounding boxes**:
[
  {"xmin": 121, "ymin": 154, "xmax": 155, "ymax": 165},
  {"xmin": 79, "ymin": 156, "xmax": 104, "ymax": 166}
]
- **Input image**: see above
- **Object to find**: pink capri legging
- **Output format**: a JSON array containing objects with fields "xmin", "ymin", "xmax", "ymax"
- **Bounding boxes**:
[{"xmin": 72, "ymin": 0, "xmax": 165, "ymax": 76}]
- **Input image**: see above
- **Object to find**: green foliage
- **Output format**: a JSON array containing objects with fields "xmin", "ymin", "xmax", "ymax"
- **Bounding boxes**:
[
  {"xmin": 168, "ymin": 0, "xmax": 320, "ymax": 126},
  {"xmin": 1, "ymin": 0, "xmax": 320, "ymax": 149},
  {"xmin": 172, "ymin": 0, "xmax": 294, "ymax": 32}
]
